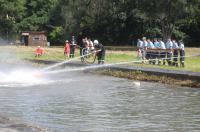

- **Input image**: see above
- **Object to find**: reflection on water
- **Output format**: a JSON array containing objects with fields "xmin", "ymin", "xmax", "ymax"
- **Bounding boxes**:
[{"xmin": 0, "ymin": 68, "xmax": 199, "ymax": 131}]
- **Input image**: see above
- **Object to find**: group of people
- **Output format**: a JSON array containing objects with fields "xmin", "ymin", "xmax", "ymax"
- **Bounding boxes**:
[
  {"xmin": 64, "ymin": 37, "xmax": 106, "ymax": 64},
  {"xmin": 64, "ymin": 36, "xmax": 77, "ymax": 58},
  {"xmin": 137, "ymin": 37, "xmax": 185, "ymax": 67},
  {"xmin": 35, "ymin": 35, "xmax": 186, "ymax": 67}
]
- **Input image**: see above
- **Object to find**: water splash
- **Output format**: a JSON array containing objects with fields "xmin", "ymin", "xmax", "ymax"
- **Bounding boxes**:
[
  {"xmin": 0, "ymin": 69, "xmax": 45, "ymax": 87},
  {"xmin": 43, "ymin": 50, "xmax": 100, "ymax": 71}
]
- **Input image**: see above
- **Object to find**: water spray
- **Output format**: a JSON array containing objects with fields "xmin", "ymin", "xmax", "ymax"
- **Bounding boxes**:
[
  {"xmin": 43, "ymin": 49, "xmax": 101, "ymax": 71},
  {"xmin": 43, "ymin": 54, "xmax": 200, "ymax": 74}
]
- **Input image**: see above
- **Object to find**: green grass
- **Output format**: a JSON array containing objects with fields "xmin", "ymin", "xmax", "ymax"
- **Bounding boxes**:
[
  {"xmin": 0, "ymin": 46, "xmax": 199, "ymax": 72},
  {"xmin": 106, "ymin": 49, "xmax": 200, "ymax": 72}
]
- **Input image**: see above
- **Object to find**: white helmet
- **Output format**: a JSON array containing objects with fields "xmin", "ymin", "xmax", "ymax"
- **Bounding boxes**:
[{"xmin": 94, "ymin": 40, "xmax": 99, "ymax": 44}]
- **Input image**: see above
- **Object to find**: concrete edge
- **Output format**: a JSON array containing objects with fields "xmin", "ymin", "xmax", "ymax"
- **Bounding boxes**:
[{"xmin": 24, "ymin": 59, "xmax": 200, "ymax": 81}]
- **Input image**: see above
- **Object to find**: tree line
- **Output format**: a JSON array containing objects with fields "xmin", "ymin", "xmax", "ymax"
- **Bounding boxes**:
[{"xmin": 0, "ymin": 0, "xmax": 199, "ymax": 46}]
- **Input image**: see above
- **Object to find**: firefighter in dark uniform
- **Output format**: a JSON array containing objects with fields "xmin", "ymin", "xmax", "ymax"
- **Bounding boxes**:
[
  {"xmin": 94, "ymin": 40, "xmax": 105, "ymax": 64},
  {"xmin": 70, "ymin": 35, "xmax": 76, "ymax": 58}
]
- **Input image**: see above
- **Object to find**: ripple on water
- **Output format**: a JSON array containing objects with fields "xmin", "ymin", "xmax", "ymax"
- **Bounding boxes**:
[{"xmin": 0, "ymin": 68, "xmax": 199, "ymax": 131}]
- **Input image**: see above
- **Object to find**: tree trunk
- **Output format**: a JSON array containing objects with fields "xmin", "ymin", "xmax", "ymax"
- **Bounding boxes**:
[{"xmin": 161, "ymin": 20, "xmax": 174, "ymax": 42}]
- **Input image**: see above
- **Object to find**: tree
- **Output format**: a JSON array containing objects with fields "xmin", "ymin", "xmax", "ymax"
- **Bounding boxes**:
[
  {"xmin": 140, "ymin": 0, "xmax": 200, "ymax": 41},
  {"xmin": 18, "ymin": 0, "xmax": 59, "ymax": 31},
  {"xmin": 0, "ymin": 0, "xmax": 25, "ymax": 40}
]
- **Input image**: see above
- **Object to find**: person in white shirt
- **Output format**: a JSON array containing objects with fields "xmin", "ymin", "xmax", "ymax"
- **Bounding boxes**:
[
  {"xmin": 179, "ymin": 40, "xmax": 185, "ymax": 67},
  {"xmin": 142, "ymin": 37, "xmax": 148, "ymax": 62},
  {"xmin": 147, "ymin": 39, "xmax": 155, "ymax": 64},
  {"xmin": 158, "ymin": 38, "xmax": 166, "ymax": 65},
  {"xmin": 88, "ymin": 38, "xmax": 94, "ymax": 51},
  {"xmin": 165, "ymin": 38, "xmax": 173, "ymax": 66},
  {"xmin": 153, "ymin": 38, "xmax": 160, "ymax": 64},
  {"xmin": 137, "ymin": 39, "xmax": 143, "ymax": 60},
  {"xmin": 172, "ymin": 40, "xmax": 179, "ymax": 67}
]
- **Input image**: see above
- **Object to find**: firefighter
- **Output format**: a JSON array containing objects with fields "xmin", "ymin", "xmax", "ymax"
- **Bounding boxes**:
[
  {"xmin": 94, "ymin": 40, "xmax": 105, "ymax": 64},
  {"xmin": 70, "ymin": 35, "xmax": 76, "ymax": 58}
]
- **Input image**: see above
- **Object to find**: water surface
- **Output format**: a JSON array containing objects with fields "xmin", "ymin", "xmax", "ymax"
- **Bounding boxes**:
[{"xmin": 0, "ymin": 66, "xmax": 199, "ymax": 132}]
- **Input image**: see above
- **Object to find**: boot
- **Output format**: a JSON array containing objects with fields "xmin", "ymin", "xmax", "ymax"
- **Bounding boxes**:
[
  {"xmin": 158, "ymin": 60, "xmax": 161, "ymax": 65},
  {"xmin": 168, "ymin": 61, "xmax": 171, "ymax": 66},
  {"xmin": 181, "ymin": 62, "xmax": 185, "ymax": 67},
  {"xmin": 163, "ymin": 61, "xmax": 166, "ymax": 65}
]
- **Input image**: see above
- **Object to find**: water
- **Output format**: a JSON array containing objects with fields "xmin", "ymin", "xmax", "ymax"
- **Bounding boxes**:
[{"xmin": 0, "ymin": 64, "xmax": 199, "ymax": 132}]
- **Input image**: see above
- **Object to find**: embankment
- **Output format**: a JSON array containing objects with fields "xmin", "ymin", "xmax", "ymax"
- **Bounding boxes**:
[{"xmin": 25, "ymin": 59, "xmax": 200, "ymax": 88}]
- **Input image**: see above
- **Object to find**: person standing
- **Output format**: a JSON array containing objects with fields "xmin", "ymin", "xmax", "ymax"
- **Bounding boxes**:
[
  {"xmin": 142, "ymin": 37, "xmax": 148, "ymax": 63},
  {"xmin": 147, "ymin": 39, "xmax": 155, "ymax": 64},
  {"xmin": 158, "ymin": 38, "xmax": 166, "ymax": 65},
  {"xmin": 64, "ymin": 40, "xmax": 70, "ymax": 59},
  {"xmin": 179, "ymin": 40, "xmax": 185, "ymax": 67},
  {"xmin": 172, "ymin": 40, "xmax": 179, "ymax": 67},
  {"xmin": 94, "ymin": 40, "xmax": 105, "ymax": 64},
  {"xmin": 153, "ymin": 38, "xmax": 160, "ymax": 64},
  {"xmin": 77, "ymin": 34, "xmax": 84, "ymax": 59},
  {"xmin": 136, "ymin": 39, "xmax": 143, "ymax": 60},
  {"xmin": 88, "ymin": 38, "xmax": 95, "ymax": 51},
  {"xmin": 165, "ymin": 38, "xmax": 173, "ymax": 66},
  {"xmin": 70, "ymin": 35, "xmax": 77, "ymax": 58}
]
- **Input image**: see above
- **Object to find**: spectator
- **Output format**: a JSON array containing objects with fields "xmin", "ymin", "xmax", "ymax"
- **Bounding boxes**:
[
  {"xmin": 64, "ymin": 40, "xmax": 70, "ymax": 59},
  {"xmin": 172, "ymin": 40, "xmax": 179, "ymax": 67},
  {"xmin": 179, "ymin": 40, "xmax": 185, "ymax": 67},
  {"xmin": 136, "ymin": 39, "xmax": 143, "ymax": 60},
  {"xmin": 142, "ymin": 37, "xmax": 148, "ymax": 63},
  {"xmin": 158, "ymin": 38, "xmax": 166, "ymax": 65},
  {"xmin": 165, "ymin": 38, "xmax": 173, "ymax": 66}
]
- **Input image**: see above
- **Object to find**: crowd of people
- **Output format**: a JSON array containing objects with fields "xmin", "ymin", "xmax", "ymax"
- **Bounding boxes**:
[
  {"xmin": 63, "ymin": 37, "xmax": 105, "ymax": 64},
  {"xmin": 79, "ymin": 37, "xmax": 105, "ymax": 64},
  {"xmin": 35, "ymin": 35, "xmax": 186, "ymax": 67},
  {"xmin": 137, "ymin": 37, "xmax": 185, "ymax": 67}
]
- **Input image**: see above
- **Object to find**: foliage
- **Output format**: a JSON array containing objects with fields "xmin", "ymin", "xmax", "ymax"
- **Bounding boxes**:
[{"xmin": 0, "ymin": 0, "xmax": 199, "ymax": 46}]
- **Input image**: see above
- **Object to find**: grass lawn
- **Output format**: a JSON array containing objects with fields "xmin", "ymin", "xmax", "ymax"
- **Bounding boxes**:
[{"xmin": 0, "ymin": 45, "xmax": 200, "ymax": 72}]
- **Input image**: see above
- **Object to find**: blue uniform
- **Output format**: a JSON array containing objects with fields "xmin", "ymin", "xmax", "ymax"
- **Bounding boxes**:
[
  {"xmin": 158, "ymin": 41, "xmax": 166, "ymax": 65},
  {"xmin": 147, "ymin": 41, "xmax": 155, "ymax": 64},
  {"xmin": 165, "ymin": 40, "xmax": 173, "ymax": 65},
  {"xmin": 160, "ymin": 41, "xmax": 166, "ymax": 49},
  {"xmin": 142, "ymin": 40, "xmax": 148, "ymax": 60},
  {"xmin": 172, "ymin": 41, "xmax": 179, "ymax": 66},
  {"xmin": 137, "ymin": 40, "xmax": 143, "ymax": 49},
  {"xmin": 154, "ymin": 41, "xmax": 160, "ymax": 48}
]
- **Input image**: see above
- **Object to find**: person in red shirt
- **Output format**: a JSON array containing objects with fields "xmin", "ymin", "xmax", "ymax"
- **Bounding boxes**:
[
  {"xmin": 35, "ymin": 46, "xmax": 44, "ymax": 57},
  {"xmin": 64, "ymin": 40, "xmax": 71, "ymax": 59}
]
